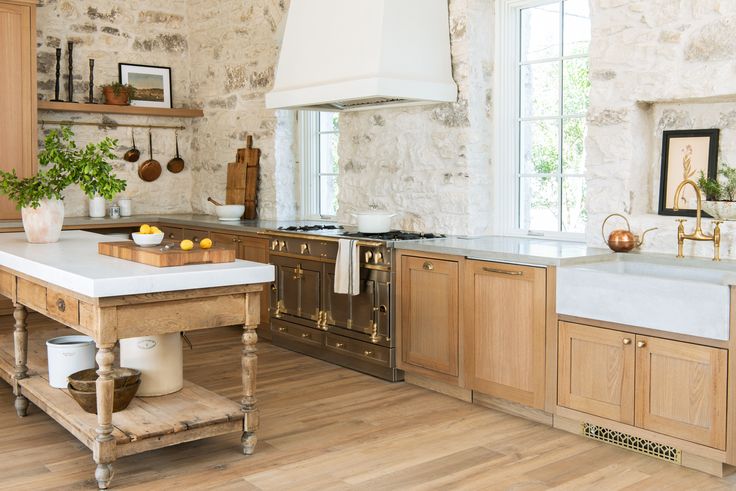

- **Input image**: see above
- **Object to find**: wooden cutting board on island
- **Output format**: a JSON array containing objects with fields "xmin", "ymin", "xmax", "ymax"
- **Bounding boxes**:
[{"xmin": 98, "ymin": 241, "xmax": 236, "ymax": 267}]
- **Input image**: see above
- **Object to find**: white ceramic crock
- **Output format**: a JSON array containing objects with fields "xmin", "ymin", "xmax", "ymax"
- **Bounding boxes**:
[
  {"xmin": 351, "ymin": 211, "xmax": 396, "ymax": 233},
  {"xmin": 46, "ymin": 335, "xmax": 96, "ymax": 389},
  {"xmin": 88, "ymin": 195, "xmax": 106, "ymax": 218},
  {"xmin": 120, "ymin": 333, "xmax": 183, "ymax": 396},
  {"xmin": 703, "ymin": 201, "xmax": 736, "ymax": 221},
  {"xmin": 21, "ymin": 198, "xmax": 64, "ymax": 244}
]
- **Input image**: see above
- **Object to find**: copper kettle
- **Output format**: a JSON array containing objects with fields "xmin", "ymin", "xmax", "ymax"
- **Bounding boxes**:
[{"xmin": 601, "ymin": 213, "xmax": 657, "ymax": 253}]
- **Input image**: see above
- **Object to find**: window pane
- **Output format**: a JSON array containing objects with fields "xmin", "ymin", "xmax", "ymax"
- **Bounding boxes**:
[
  {"xmin": 319, "ymin": 112, "xmax": 339, "ymax": 132},
  {"xmin": 319, "ymin": 175, "xmax": 338, "ymax": 217},
  {"xmin": 520, "ymin": 120, "xmax": 560, "ymax": 174},
  {"xmin": 562, "ymin": 58, "xmax": 589, "ymax": 115},
  {"xmin": 563, "ymin": 0, "xmax": 590, "ymax": 56},
  {"xmin": 520, "ymin": 3, "xmax": 560, "ymax": 61},
  {"xmin": 519, "ymin": 176, "xmax": 560, "ymax": 232},
  {"xmin": 562, "ymin": 117, "xmax": 585, "ymax": 174},
  {"xmin": 562, "ymin": 177, "xmax": 587, "ymax": 233},
  {"xmin": 520, "ymin": 61, "xmax": 560, "ymax": 118},
  {"xmin": 319, "ymin": 132, "xmax": 339, "ymax": 173}
]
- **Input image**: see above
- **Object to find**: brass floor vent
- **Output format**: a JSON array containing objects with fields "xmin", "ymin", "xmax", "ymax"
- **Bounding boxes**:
[{"xmin": 582, "ymin": 423, "xmax": 682, "ymax": 464}]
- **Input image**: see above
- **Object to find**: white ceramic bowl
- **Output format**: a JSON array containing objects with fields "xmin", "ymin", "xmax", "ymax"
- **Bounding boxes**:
[
  {"xmin": 702, "ymin": 201, "xmax": 736, "ymax": 221},
  {"xmin": 215, "ymin": 205, "xmax": 245, "ymax": 221},
  {"xmin": 351, "ymin": 211, "xmax": 396, "ymax": 233},
  {"xmin": 131, "ymin": 232, "xmax": 164, "ymax": 247}
]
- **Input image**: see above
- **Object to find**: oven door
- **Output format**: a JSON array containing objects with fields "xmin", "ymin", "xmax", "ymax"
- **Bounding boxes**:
[
  {"xmin": 271, "ymin": 255, "xmax": 322, "ymax": 324},
  {"xmin": 324, "ymin": 265, "xmax": 391, "ymax": 346}
]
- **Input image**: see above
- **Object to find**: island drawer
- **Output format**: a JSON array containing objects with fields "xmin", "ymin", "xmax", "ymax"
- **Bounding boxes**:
[
  {"xmin": 325, "ymin": 333, "xmax": 389, "ymax": 364},
  {"xmin": 46, "ymin": 289, "xmax": 79, "ymax": 325}
]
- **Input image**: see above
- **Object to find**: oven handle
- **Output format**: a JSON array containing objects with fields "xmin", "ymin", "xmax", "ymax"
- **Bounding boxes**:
[{"xmin": 258, "ymin": 230, "xmax": 384, "ymax": 248}]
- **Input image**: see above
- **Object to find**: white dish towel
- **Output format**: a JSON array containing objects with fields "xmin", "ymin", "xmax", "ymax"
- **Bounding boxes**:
[{"xmin": 334, "ymin": 239, "xmax": 360, "ymax": 296}]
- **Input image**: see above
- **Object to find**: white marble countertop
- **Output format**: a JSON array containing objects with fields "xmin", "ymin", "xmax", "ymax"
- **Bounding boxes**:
[
  {"xmin": 0, "ymin": 231, "xmax": 275, "ymax": 298},
  {"xmin": 394, "ymin": 235, "xmax": 612, "ymax": 266}
]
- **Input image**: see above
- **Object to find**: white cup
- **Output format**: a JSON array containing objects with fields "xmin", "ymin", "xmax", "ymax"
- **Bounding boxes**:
[{"xmin": 119, "ymin": 198, "xmax": 132, "ymax": 217}]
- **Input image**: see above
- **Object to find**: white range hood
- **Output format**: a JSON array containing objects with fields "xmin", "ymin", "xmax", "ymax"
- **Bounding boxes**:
[{"xmin": 266, "ymin": 0, "xmax": 458, "ymax": 112}]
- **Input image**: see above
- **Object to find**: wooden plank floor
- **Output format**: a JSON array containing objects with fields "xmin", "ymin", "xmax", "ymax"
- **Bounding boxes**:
[{"xmin": 2, "ymin": 315, "xmax": 736, "ymax": 490}]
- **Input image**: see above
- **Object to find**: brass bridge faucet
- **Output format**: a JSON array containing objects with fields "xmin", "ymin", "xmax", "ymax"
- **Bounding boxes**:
[{"xmin": 672, "ymin": 179, "xmax": 722, "ymax": 261}]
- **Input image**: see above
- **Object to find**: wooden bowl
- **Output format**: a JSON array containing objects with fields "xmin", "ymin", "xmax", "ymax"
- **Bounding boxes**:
[
  {"xmin": 67, "ymin": 367, "xmax": 141, "ymax": 392},
  {"xmin": 68, "ymin": 380, "xmax": 141, "ymax": 414}
]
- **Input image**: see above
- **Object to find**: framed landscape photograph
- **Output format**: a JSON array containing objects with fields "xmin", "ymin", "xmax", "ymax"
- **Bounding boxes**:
[
  {"xmin": 119, "ymin": 63, "xmax": 172, "ymax": 108},
  {"xmin": 658, "ymin": 129, "xmax": 719, "ymax": 217}
]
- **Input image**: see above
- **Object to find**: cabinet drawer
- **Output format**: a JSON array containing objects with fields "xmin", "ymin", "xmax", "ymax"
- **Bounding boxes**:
[
  {"xmin": 182, "ymin": 228, "xmax": 209, "ymax": 244},
  {"xmin": 210, "ymin": 232, "xmax": 239, "ymax": 248},
  {"xmin": 46, "ymin": 289, "xmax": 80, "ymax": 325},
  {"xmin": 326, "ymin": 333, "xmax": 389, "ymax": 365},
  {"xmin": 272, "ymin": 321, "xmax": 323, "ymax": 347},
  {"xmin": 158, "ymin": 225, "xmax": 182, "ymax": 240},
  {"xmin": 17, "ymin": 278, "xmax": 46, "ymax": 312}
]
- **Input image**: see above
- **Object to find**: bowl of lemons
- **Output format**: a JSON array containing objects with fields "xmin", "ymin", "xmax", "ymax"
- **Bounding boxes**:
[{"xmin": 132, "ymin": 224, "xmax": 164, "ymax": 247}]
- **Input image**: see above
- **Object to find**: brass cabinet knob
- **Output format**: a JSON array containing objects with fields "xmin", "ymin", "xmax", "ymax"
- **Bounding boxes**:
[
  {"xmin": 232, "ymin": 237, "xmax": 238, "ymax": 242},
  {"xmin": 169, "ymin": 233, "xmax": 175, "ymax": 239},
  {"xmin": 423, "ymin": 261, "xmax": 434, "ymax": 271},
  {"xmin": 335, "ymin": 342, "xmax": 345, "ymax": 348},
  {"xmin": 637, "ymin": 340, "xmax": 647, "ymax": 348},
  {"xmin": 301, "ymin": 332, "xmax": 311, "ymax": 339},
  {"xmin": 363, "ymin": 350, "xmax": 374, "ymax": 357},
  {"xmin": 192, "ymin": 236, "xmax": 199, "ymax": 242},
  {"xmin": 278, "ymin": 326, "xmax": 286, "ymax": 332},
  {"xmin": 56, "ymin": 298, "xmax": 66, "ymax": 312},
  {"xmin": 622, "ymin": 338, "xmax": 631, "ymax": 345}
]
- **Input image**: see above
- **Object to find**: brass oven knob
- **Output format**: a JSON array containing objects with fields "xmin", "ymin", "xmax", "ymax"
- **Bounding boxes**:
[
  {"xmin": 279, "ymin": 241, "xmax": 286, "ymax": 251},
  {"xmin": 272, "ymin": 239, "xmax": 279, "ymax": 250},
  {"xmin": 374, "ymin": 251, "xmax": 383, "ymax": 264},
  {"xmin": 300, "ymin": 243, "xmax": 309, "ymax": 255},
  {"xmin": 365, "ymin": 251, "xmax": 373, "ymax": 263}
]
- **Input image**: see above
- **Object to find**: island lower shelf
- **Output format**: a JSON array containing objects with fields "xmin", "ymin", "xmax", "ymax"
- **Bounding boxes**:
[{"xmin": 0, "ymin": 322, "xmax": 244, "ymax": 459}]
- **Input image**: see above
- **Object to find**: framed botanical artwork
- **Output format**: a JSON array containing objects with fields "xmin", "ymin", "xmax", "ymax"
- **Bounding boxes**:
[
  {"xmin": 119, "ymin": 63, "xmax": 172, "ymax": 108},
  {"xmin": 658, "ymin": 129, "xmax": 719, "ymax": 217}
]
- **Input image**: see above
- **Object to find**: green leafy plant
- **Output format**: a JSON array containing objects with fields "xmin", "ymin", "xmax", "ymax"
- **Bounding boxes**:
[
  {"xmin": 698, "ymin": 166, "xmax": 736, "ymax": 202},
  {"xmin": 0, "ymin": 126, "xmax": 127, "ymax": 209},
  {"xmin": 102, "ymin": 82, "xmax": 137, "ymax": 98}
]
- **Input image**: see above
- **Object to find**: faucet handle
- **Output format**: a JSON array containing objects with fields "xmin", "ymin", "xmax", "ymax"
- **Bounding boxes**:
[{"xmin": 675, "ymin": 218, "xmax": 687, "ymax": 223}]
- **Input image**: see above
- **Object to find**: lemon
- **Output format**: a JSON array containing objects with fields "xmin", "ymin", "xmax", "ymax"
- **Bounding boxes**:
[
  {"xmin": 199, "ymin": 238, "xmax": 213, "ymax": 249},
  {"xmin": 180, "ymin": 239, "xmax": 194, "ymax": 251},
  {"xmin": 139, "ymin": 224, "xmax": 152, "ymax": 235},
  {"xmin": 150, "ymin": 226, "xmax": 162, "ymax": 235}
]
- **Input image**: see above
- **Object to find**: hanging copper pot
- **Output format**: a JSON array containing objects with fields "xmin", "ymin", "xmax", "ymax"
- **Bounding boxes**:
[{"xmin": 138, "ymin": 130, "xmax": 161, "ymax": 182}]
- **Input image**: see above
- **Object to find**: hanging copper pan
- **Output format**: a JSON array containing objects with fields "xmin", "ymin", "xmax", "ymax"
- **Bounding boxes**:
[
  {"xmin": 166, "ymin": 130, "xmax": 185, "ymax": 173},
  {"xmin": 138, "ymin": 130, "xmax": 161, "ymax": 182}
]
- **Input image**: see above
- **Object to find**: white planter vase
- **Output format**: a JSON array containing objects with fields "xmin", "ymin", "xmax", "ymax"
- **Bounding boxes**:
[
  {"xmin": 702, "ymin": 201, "xmax": 736, "ymax": 221},
  {"xmin": 89, "ymin": 195, "xmax": 106, "ymax": 218},
  {"xmin": 21, "ymin": 198, "xmax": 64, "ymax": 244}
]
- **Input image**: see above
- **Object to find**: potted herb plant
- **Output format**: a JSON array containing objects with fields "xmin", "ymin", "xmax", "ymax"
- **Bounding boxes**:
[
  {"xmin": 698, "ymin": 166, "xmax": 736, "ymax": 220},
  {"xmin": 102, "ymin": 82, "xmax": 136, "ymax": 105},
  {"xmin": 72, "ymin": 135, "xmax": 127, "ymax": 218}
]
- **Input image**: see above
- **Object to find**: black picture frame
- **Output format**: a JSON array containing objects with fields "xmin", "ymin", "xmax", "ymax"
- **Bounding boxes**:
[
  {"xmin": 118, "ymin": 63, "xmax": 172, "ymax": 108},
  {"xmin": 658, "ymin": 129, "xmax": 719, "ymax": 217}
]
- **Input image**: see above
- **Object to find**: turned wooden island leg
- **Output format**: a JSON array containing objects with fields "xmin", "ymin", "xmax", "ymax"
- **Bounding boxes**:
[
  {"xmin": 94, "ymin": 343, "xmax": 116, "ymax": 490},
  {"xmin": 13, "ymin": 304, "xmax": 28, "ymax": 417},
  {"xmin": 241, "ymin": 291, "xmax": 260, "ymax": 455}
]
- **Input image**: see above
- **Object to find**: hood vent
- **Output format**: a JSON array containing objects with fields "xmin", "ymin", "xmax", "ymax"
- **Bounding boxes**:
[{"xmin": 266, "ymin": 0, "xmax": 458, "ymax": 112}]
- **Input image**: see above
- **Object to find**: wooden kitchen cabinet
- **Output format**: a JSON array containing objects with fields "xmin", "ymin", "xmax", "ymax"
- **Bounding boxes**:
[
  {"xmin": 558, "ymin": 321, "xmax": 635, "ymax": 424},
  {"xmin": 158, "ymin": 225, "xmax": 183, "ymax": 240},
  {"xmin": 464, "ymin": 260, "xmax": 546, "ymax": 409},
  {"xmin": 636, "ymin": 335, "xmax": 727, "ymax": 450},
  {"xmin": 398, "ymin": 254, "xmax": 461, "ymax": 381},
  {"xmin": 0, "ymin": 0, "xmax": 36, "ymax": 219},
  {"xmin": 558, "ymin": 322, "xmax": 727, "ymax": 450}
]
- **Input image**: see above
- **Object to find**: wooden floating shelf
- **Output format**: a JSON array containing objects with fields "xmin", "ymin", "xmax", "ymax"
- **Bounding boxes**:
[
  {"xmin": 0, "ymin": 323, "xmax": 243, "ymax": 458},
  {"xmin": 38, "ymin": 100, "xmax": 204, "ymax": 118}
]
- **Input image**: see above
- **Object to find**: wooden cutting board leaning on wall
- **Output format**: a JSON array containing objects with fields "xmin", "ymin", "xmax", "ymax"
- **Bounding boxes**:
[{"xmin": 225, "ymin": 135, "xmax": 260, "ymax": 220}]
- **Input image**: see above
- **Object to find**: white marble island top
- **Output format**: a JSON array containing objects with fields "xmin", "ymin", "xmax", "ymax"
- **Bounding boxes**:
[{"xmin": 0, "ymin": 231, "xmax": 275, "ymax": 298}]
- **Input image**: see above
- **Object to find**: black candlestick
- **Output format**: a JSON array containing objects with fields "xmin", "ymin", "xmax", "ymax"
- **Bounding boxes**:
[
  {"xmin": 51, "ymin": 48, "xmax": 62, "ymax": 102},
  {"xmin": 66, "ymin": 41, "xmax": 75, "ymax": 103},
  {"xmin": 88, "ymin": 59, "xmax": 95, "ymax": 103}
]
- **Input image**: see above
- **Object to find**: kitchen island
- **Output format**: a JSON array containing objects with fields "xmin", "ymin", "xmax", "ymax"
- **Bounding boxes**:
[{"xmin": 0, "ymin": 231, "xmax": 274, "ymax": 489}]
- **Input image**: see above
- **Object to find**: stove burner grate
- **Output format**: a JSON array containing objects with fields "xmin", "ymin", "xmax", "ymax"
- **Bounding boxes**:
[
  {"xmin": 341, "ymin": 230, "xmax": 445, "ymax": 241},
  {"xmin": 278, "ymin": 225, "xmax": 343, "ymax": 232}
]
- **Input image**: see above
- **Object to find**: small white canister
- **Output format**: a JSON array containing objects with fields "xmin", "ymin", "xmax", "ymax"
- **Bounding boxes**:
[
  {"xmin": 120, "ymin": 333, "xmax": 183, "ymax": 396},
  {"xmin": 46, "ymin": 335, "xmax": 96, "ymax": 389},
  {"xmin": 118, "ymin": 198, "xmax": 132, "ymax": 217}
]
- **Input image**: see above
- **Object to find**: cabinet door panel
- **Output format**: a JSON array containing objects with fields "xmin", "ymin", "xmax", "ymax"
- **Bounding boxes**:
[
  {"xmin": 558, "ymin": 322, "xmax": 635, "ymax": 424},
  {"xmin": 400, "ymin": 256, "xmax": 459, "ymax": 377},
  {"xmin": 465, "ymin": 261, "xmax": 546, "ymax": 408},
  {"xmin": 635, "ymin": 336, "xmax": 727, "ymax": 449}
]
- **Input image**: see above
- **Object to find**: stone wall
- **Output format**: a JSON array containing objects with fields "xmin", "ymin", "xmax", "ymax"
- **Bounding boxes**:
[
  {"xmin": 36, "ymin": 0, "xmax": 194, "ymax": 216},
  {"xmin": 586, "ymin": 0, "xmax": 736, "ymax": 258}
]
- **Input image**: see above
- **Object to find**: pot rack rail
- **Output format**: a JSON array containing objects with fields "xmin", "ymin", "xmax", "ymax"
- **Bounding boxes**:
[{"xmin": 38, "ymin": 119, "xmax": 185, "ymax": 130}]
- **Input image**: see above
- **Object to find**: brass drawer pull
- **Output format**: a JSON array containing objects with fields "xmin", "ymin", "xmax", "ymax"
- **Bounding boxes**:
[
  {"xmin": 622, "ymin": 338, "xmax": 632, "ymax": 345},
  {"xmin": 335, "ymin": 342, "xmax": 345, "ymax": 348},
  {"xmin": 278, "ymin": 327, "xmax": 287, "ymax": 332},
  {"xmin": 363, "ymin": 350, "xmax": 374, "ymax": 357},
  {"xmin": 301, "ymin": 332, "xmax": 311, "ymax": 339},
  {"xmin": 56, "ymin": 298, "xmax": 66, "ymax": 312},
  {"xmin": 168, "ymin": 233, "xmax": 176, "ymax": 239},
  {"xmin": 423, "ymin": 261, "xmax": 434, "ymax": 271},
  {"xmin": 482, "ymin": 267, "xmax": 523, "ymax": 276}
]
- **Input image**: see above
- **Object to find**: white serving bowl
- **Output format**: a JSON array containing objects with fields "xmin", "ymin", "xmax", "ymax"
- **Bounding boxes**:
[
  {"xmin": 131, "ymin": 232, "xmax": 164, "ymax": 247},
  {"xmin": 215, "ymin": 205, "xmax": 245, "ymax": 221}
]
